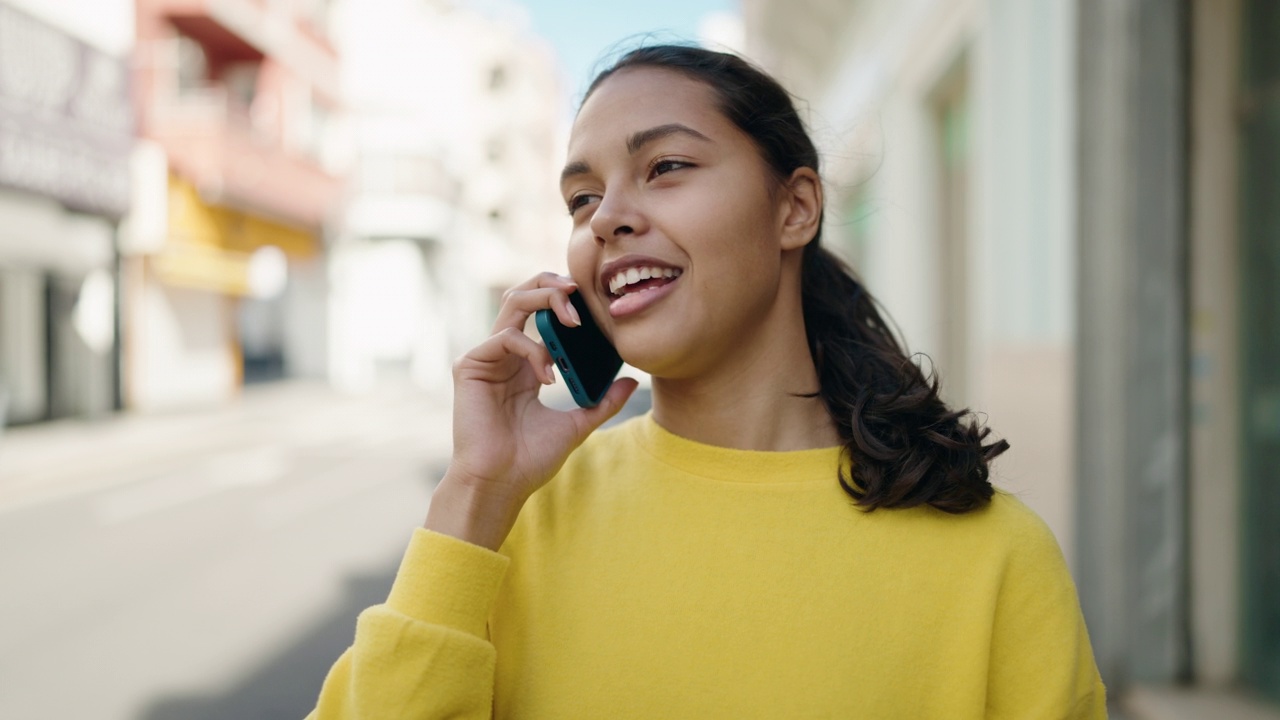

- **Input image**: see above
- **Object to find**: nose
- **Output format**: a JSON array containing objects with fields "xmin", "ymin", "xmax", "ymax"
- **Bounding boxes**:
[{"xmin": 589, "ymin": 186, "xmax": 647, "ymax": 244}]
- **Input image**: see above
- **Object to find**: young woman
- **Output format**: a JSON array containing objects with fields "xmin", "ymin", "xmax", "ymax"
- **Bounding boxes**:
[{"xmin": 308, "ymin": 45, "xmax": 1106, "ymax": 719}]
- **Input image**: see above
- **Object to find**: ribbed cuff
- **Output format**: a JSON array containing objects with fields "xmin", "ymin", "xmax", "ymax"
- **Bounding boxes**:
[{"xmin": 385, "ymin": 528, "xmax": 511, "ymax": 640}]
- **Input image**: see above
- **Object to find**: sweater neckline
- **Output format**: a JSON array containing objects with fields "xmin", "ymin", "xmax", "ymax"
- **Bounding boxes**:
[{"xmin": 629, "ymin": 412, "xmax": 846, "ymax": 484}]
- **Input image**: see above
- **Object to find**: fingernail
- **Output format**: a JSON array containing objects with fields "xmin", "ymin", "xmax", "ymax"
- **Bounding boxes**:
[
  {"xmin": 566, "ymin": 303, "xmax": 582, "ymax": 326},
  {"xmin": 545, "ymin": 365, "xmax": 556, "ymax": 384}
]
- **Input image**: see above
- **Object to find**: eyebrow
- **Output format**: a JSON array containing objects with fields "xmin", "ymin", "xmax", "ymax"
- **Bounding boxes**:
[
  {"xmin": 560, "ymin": 160, "xmax": 591, "ymax": 185},
  {"xmin": 626, "ymin": 123, "xmax": 712, "ymax": 154},
  {"xmin": 560, "ymin": 123, "xmax": 713, "ymax": 185}
]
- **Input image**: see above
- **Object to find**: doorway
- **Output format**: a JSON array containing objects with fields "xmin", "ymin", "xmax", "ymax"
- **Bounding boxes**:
[{"xmin": 1240, "ymin": 0, "xmax": 1280, "ymax": 702}]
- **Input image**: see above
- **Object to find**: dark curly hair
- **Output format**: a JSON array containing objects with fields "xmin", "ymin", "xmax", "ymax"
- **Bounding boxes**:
[{"xmin": 586, "ymin": 45, "xmax": 1008, "ymax": 513}]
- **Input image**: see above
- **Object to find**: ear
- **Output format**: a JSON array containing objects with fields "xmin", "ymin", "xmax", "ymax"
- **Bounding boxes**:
[{"xmin": 778, "ymin": 167, "xmax": 823, "ymax": 251}]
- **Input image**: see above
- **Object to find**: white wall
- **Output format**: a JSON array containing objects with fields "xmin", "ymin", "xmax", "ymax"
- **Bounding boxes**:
[
  {"xmin": 327, "ymin": 239, "xmax": 450, "ymax": 394},
  {"xmin": 1188, "ymin": 0, "xmax": 1242, "ymax": 686},
  {"xmin": 284, "ymin": 256, "xmax": 330, "ymax": 380},
  {"xmin": 971, "ymin": 0, "xmax": 1077, "ymax": 567},
  {"xmin": 129, "ymin": 281, "xmax": 237, "ymax": 410},
  {"xmin": 791, "ymin": 0, "xmax": 1080, "ymax": 567},
  {"xmin": 2, "ymin": 0, "xmax": 134, "ymax": 55},
  {"xmin": 332, "ymin": 0, "xmax": 565, "ymax": 392}
]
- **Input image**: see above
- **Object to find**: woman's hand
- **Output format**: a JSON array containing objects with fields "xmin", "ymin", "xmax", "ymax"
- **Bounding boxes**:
[{"xmin": 425, "ymin": 272, "xmax": 638, "ymax": 550}]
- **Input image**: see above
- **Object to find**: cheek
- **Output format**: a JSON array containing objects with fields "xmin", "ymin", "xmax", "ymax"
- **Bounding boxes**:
[
  {"xmin": 565, "ymin": 230, "xmax": 598, "ymax": 286},
  {"xmin": 690, "ymin": 198, "xmax": 778, "ymax": 273}
]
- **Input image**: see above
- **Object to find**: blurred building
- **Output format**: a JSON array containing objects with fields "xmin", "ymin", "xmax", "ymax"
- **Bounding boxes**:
[
  {"xmin": 745, "ymin": 0, "xmax": 1279, "ymax": 715},
  {"xmin": 0, "ymin": 0, "xmax": 133, "ymax": 427},
  {"xmin": 329, "ymin": 0, "xmax": 565, "ymax": 394},
  {"xmin": 125, "ymin": 0, "xmax": 343, "ymax": 410}
]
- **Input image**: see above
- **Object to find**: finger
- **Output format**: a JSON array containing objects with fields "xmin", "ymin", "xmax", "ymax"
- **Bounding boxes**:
[
  {"xmin": 509, "ymin": 271, "xmax": 578, "ymax": 293},
  {"xmin": 460, "ymin": 327, "xmax": 558, "ymax": 385},
  {"xmin": 491, "ymin": 287, "xmax": 581, "ymax": 334},
  {"xmin": 570, "ymin": 377, "xmax": 640, "ymax": 440}
]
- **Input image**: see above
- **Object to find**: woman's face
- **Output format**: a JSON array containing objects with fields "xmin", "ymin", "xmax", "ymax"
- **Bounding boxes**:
[{"xmin": 562, "ymin": 67, "xmax": 801, "ymax": 378}]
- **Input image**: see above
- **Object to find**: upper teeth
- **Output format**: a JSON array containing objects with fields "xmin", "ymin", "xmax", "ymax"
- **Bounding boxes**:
[{"xmin": 608, "ymin": 266, "xmax": 682, "ymax": 295}]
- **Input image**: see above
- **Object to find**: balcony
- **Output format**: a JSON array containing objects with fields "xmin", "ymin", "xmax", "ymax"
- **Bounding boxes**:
[
  {"xmin": 140, "ymin": 0, "xmax": 339, "ymax": 98},
  {"xmin": 147, "ymin": 86, "xmax": 341, "ymax": 229}
]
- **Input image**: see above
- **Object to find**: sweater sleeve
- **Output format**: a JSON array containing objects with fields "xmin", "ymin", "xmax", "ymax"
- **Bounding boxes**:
[
  {"xmin": 305, "ymin": 529, "xmax": 510, "ymax": 720},
  {"xmin": 985, "ymin": 508, "xmax": 1108, "ymax": 719}
]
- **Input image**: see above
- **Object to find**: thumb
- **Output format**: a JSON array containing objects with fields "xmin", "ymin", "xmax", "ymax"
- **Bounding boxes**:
[{"xmin": 571, "ymin": 377, "xmax": 640, "ymax": 440}]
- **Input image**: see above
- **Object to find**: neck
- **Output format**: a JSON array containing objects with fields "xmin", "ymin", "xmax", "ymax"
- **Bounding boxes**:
[{"xmin": 649, "ymin": 304, "xmax": 840, "ymax": 453}]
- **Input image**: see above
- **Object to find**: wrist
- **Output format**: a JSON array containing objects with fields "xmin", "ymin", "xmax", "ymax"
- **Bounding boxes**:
[{"xmin": 424, "ymin": 472, "xmax": 526, "ymax": 551}]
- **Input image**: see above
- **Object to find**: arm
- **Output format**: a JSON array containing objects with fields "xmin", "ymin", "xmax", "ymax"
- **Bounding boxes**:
[
  {"xmin": 985, "ymin": 508, "xmax": 1108, "ymax": 719},
  {"xmin": 307, "ymin": 530, "xmax": 508, "ymax": 720},
  {"xmin": 306, "ymin": 273, "xmax": 636, "ymax": 719}
]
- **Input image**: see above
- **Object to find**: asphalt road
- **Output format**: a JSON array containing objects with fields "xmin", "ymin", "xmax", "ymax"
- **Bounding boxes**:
[{"xmin": 0, "ymin": 379, "xmax": 651, "ymax": 720}]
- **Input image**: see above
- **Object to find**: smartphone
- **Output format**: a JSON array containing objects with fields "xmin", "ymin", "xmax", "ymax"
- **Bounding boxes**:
[{"xmin": 535, "ymin": 290, "xmax": 623, "ymax": 408}]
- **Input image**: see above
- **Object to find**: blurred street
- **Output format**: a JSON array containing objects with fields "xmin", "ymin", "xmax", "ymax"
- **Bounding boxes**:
[
  {"xmin": 0, "ymin": 378, "xmax": 651, "ymax": 720},
  {"xmin": 0, "ymin": 382, "xmax": 449, "ymax": 720}
]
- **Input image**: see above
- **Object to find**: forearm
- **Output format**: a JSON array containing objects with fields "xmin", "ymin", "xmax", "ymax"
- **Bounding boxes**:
[{"xmin": 424, "ymin": 472, "xmax": 527, "ymax": 551}]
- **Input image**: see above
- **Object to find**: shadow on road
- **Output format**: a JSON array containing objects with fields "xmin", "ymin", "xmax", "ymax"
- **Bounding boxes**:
[
  {"xmin": 137, "ymin": 562, "xmax": 397, "ymax": 720},
  {"xmin": 135, "ymin": 388, "xmax": 650, "ymax": 720},
  {"xmin": 137, "ymin": 563, "xmax": 397, "ymax": 720}
]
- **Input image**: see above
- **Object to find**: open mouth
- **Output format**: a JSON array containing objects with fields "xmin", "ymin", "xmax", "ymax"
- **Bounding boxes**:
[{"xmin": 605, "ymin": 265, "xmax": 683, "ymax": 299}]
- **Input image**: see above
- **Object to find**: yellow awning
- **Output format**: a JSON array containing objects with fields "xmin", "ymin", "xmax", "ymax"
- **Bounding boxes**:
[
  {"xmin": 156, "ymin": 176, "xmax": 320, "ymax": 295},
  {"xmin": 168, "ymin": 176, "xmax": 319, "ymax": 257},
  {"xmin": 151, "ymin": 243, "xmax": 251, "ymax": 296}
]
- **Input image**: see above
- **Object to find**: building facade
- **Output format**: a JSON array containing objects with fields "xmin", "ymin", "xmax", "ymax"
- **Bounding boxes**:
[
  {"xmin": 330, "ymin": 0, "xmax": 565, "ymax": 395},
  {"xmin": 0, "ymin": 0, "xmax": 133, "ymax": 427},
  {"xmin": 745, "ymin": 0, "xmax": 1279, "ymax": 715},
  {"xmin": 126, "ymin": 0, "xmax": 343, "ymax": 409}
]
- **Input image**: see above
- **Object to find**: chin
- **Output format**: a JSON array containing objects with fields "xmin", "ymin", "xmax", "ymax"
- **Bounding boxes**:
[{"xmin": 614, "ymin": 334, "xmax": 701, "ymax": 380}]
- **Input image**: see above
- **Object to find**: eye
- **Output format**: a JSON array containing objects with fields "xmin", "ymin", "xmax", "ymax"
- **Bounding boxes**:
[
  {"xmin": 648, "ymin": 158, "xmax": 692, "ymax": 179},
  {"xmin": 566, "ymin": 193, "xmax": 598, "ymax": 215}
]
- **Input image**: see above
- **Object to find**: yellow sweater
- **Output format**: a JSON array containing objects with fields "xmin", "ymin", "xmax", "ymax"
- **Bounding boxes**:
[{"xmin": 309, "ymin": 414, "xmax": 1107, "ymax": 719}]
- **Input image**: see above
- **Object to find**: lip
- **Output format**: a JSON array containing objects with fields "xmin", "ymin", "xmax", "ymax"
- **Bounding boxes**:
[
  {"xmin": 598, "ymin": 254, "xmax": 684, "ymax": 320},
  {"xmin": 608, "ymin": 274, "xmax": 681, "ymax": 318},
  {"xmin": 598, "ymin": 254, "xmax": 684, "ymax": 297}
]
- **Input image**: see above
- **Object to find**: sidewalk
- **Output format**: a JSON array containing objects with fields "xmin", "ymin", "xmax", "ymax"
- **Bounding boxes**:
[{"xmin": 0, "ymin": 380, "xmax": 454, "ymax": 514}]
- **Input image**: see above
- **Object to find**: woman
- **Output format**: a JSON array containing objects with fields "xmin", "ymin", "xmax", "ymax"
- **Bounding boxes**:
[{"xmin": 308, "ymin": 45, "xmax": 1106, "ymax": 719}]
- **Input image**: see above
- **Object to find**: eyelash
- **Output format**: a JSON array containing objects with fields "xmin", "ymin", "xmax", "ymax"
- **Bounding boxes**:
[
  {"xmin": 565, "ymin": 158, "xmax": 693, "ymax": 215},
  {"xmin": 566, "ymin": 195, "xmax": 592, "ymax": 214},
  {"xmin": 648, "ymin": 157, "xmax": 691, "ymax": 178}
]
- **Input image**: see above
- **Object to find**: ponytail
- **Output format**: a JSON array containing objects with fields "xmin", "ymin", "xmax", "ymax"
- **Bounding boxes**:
[
  {"xmin": 801, "ymin": 246, "xmax": 1007, "ymax": 513},
  {"xmin": 588, "ymin": 44, "xmax": 1008, "ymax": 514}
]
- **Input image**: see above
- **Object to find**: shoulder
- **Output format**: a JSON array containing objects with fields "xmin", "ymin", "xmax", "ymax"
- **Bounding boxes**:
[
  {"xmin": 982, "ymin": 491, "xmax": 1062, "ymax": 547},
  {"xmin": 941, "ymin": 490, "xmax": 1069, "ymax": 575},
  {"xmin": 984, "ymin": 491, "xmax": 1069, "ymax": 563},
  {"xmin": 862, "ymin": 490, "xmax": 1069, "ymax": 587},
  {"xmin": 975, "ymin": 492, "xmax": 1077, "ymax": 601},
  {"xmin": 882, "ymin": 490, "xmax": 1063, "ymax": 554}
]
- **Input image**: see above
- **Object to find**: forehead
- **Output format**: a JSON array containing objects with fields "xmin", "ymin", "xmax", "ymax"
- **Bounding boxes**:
[{"xmin": 569, "ymin": 67, "xmax": 729, "ymax": 153}]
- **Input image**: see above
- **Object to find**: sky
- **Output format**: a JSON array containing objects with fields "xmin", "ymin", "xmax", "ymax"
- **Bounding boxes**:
[{"xmin": 501, "ymin": 0, "xmax": 741, "ymax": 103}]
